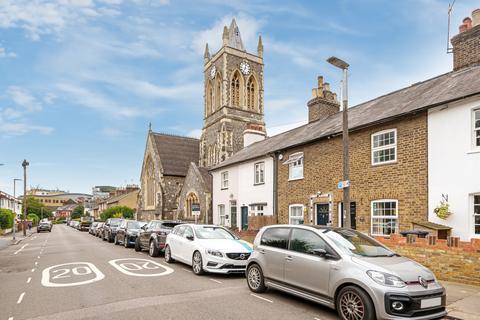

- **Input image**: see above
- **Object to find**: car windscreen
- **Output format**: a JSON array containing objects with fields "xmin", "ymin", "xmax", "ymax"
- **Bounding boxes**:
[
  {"xmin": 160, "ymin": 222, "xmax": 181, "ymax": 229},
  {"xmin": 323, "ymin": 229, "xmax": 395, "ymax": 257},
  {"xmin": 127, "ymin": 221, "xmax": 140, "ymax": 229},
  {"xmin": 194, "ymin": 226, "xmax": 236, "ymax": 240},
  {"xmin": 110, "ymin": 220, "xmax": 122, "ymax": 227}
]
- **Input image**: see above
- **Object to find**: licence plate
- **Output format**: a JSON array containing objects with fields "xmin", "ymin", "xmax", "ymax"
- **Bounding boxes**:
[{"xmin": 420, "ymin": 297, "xmax": 441, "ymax": 309}]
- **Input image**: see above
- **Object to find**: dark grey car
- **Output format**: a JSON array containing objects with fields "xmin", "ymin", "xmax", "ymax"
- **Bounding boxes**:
[
  {"xmin": 246, "ymin": 225, "xmax": 446, "ymax": 320},
  {"xmin": 115, "ymin": 220, "xmax": 146, "ymax": 248},
  {"xmin": 102, "ymin": 218, "xmax": 124, "ymax": 243}
]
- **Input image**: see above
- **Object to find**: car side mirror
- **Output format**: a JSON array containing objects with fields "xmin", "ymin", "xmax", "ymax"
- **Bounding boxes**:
[
  {"xmin": 186, "ymin": 235, "xmax": 194, "ymax": 241},
  {"xmin": 141, "ymin": 225, "xmax": 147, "ymax": 230},
  {"xmin": 312, "ymin": 249, "xmax": 327, "ymax": 257}
]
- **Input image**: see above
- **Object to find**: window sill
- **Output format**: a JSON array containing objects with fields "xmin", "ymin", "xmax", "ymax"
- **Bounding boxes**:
[
  {"xmin": 254, "ymin": 182, "xmax": 265, "ymax": 186},
  {"xmin": 288, "ymin": 177, "xmax": 304, "ymax": 181},
  {"xmin": 466, "ymin": 149, "xmax": 480, "ymax": 155},
  {"xmin": 371, "ymin": 160, "xmax": 398, "ymax": 167},
  {"xmin": 220, "ymin": 188, "xmax": 229, "ymax": 190}
]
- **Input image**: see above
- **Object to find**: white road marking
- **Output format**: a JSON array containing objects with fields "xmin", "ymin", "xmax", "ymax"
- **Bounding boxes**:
[
  {"xmin": 314, "ymin": 317, "xmax": 322, "ymax": 320},
  {"xmin": 17, "ymin": 292, "xmax": 25, "ymax": 304},
  {"xmin": 31, "ymin": 268, "xmax": 35, "ymax": 273},
  {"xmin": 13, "ymin": 244, "xmax": 28, "ymax": 255},
  {"xmin": 250, "ymin": 293, "xmax": 273, "ymax": 303},
  {"xmin": 209, "ymin": 278, "xmax": 222, "ymax": 284},
  {"xmin": 108, "ymin": 258, "xmax": 174, "ymax": 277},
  {"xmin": 41, "ymin": 262, "xmax": 105, "ymax": 288},
  {"xmin": 27, "ymin": 277, "xmax": 32, "ymax": 283},
  {"xmin": 8, "ymin": 316, "xmax": 13, "ymax": 320},
  {"xmin": 35, "ymin": 262, "xmax": 38, "ymax": 266},
  {"xmin": 37, "ymin": 256, "xmax": 40, "ymax": 259},
  {"xmin": 182, "ymin": 268, "xmax": 192, "ymax": 273}
]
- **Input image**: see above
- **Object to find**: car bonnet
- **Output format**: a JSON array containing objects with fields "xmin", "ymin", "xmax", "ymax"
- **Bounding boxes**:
[{"xmin": 197, "ymin": 238, "xmax": 253, "ymax": 253}]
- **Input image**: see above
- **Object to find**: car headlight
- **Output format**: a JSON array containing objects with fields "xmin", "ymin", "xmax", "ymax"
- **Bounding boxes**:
[
  {"xmin": 206, "ymin": 249, "xmax": 223, "ymax": 257},
  {"xmin": 367, "ymin": 270, "xmax": 406, "ymax": 288}
]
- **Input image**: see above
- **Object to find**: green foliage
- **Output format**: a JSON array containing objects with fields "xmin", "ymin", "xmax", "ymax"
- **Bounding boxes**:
[
  {"xmin": 100, "ymin": 206, "xmax": 135, "ymax": 221},
  {"xmin": 27, "ymin": 213, "xmax": 40, "ymax": 226},
  {"xmin": 0, "ymin": 209, "xmax": 15, "ymax": 229},
  {"xmin": 434, "ymin": 201, "xmax": 451, "ymax": 220},
  {"xmin": 71, "ymin": 205, "xmax": 85, "ymax": 220},
  {"xmin": 25, "ymin": 196, "xmax": 53, "ymax": 219}
]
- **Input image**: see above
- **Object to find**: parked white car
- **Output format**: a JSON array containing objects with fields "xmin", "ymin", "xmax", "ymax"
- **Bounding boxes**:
[{"xmin": 164, "ymin": 224, "xmax": 253, "ymax": 275}]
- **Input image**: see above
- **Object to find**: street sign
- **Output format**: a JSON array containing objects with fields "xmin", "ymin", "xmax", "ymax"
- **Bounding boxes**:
[
  {"xmin": 337, "ymin": 180, "xmax": 350, "ymax": 189},
  {"xmin": 192, "ymin": 203, "xmax": 201, "ymax": 216}
]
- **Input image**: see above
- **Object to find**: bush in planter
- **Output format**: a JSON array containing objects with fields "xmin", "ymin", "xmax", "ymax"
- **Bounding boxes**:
[
  {"xmin": 0, "ymin": 209, "xmax": 15, "ymax": 229},
  {"xmin": 434, "ymin": 201, "xmax": 451, "ymax": 220}
]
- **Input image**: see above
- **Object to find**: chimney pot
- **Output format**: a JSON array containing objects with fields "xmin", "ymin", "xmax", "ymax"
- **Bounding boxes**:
[
  {"xmin": 459, "ymin": 24, "xmax": 468, "ymax": 33},
  {"xmin": 324, "ymin": 82, "xmax": 330, "ymax": 92},
  {"xmin": 472, "ymin": 8, "xmax": 480, "ymax": 27},
  {"xmin": 463, "ymin": 17, "xmax": 473, "ymax": 29}
]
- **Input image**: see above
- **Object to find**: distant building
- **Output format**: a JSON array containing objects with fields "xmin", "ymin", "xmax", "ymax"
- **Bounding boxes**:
[
  {"xmin": 56, "ymin": 202, "xmax": 79, "ymax": 219},
  {"xmin": 93, "ymin": 185, "xmax": 140, "ymax": 219},
  {"xmin": 26, "ymin": 190, "xmax": 92, "ymax": 211},
  {"xmin": 92, "ymin": 186, "xmax": 116, "ymax": 199}
]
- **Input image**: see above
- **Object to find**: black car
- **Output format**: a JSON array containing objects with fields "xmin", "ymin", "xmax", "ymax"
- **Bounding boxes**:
[
  {"xmin": 135, "ymin": 220, "xmax": 183, "ymax": 257},
  {"xmin": 37, "ymin": 221, "xmax": 52, "ymax": 233},
  {"xmin": 115, "ymin": 220, "xmax": 146, "ymax": 248},
  {"xmin": 102, "ymin": 218, "xmax": 124, "ymax": 243}
]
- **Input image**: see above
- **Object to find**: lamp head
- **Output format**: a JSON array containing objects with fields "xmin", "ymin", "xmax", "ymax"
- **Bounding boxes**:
[{"xmin": 327, "ymin": 56, "xmax": 349, "ymax": 70}]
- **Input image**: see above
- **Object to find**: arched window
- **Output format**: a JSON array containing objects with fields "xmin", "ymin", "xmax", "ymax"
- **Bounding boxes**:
[
  {"xmin": 231, "ymin": 71, "xmax": 241, "ymax": 107},
  {"xmin": 185, "ymin": 192, "xmax": 199, "ymax": 218},
  {"xmin": 215, "ymin": 77, "xmax": 221, "ymax": 110},
  {"xmin": 208, "ymin": 81, "xmax": 214, "ymax": 114},
  {"xmin": 247, "ymin": 76, "xmax": 256, "ymax": 111},
  {"xmin": 145, "ymin": 157, "xmax": 155, "ymax": 208}
]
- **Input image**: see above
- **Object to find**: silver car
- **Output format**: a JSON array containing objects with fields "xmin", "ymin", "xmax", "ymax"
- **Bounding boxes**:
[{"xmin": 246, "ymin": 225, "xmax": 446, "ymax": 320}]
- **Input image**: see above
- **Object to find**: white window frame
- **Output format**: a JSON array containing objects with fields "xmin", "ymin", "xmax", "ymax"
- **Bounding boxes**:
[
  {"xmin": 371, "ymin": 129, "xmax": 397, "ymax": 166},
  {"xmin": 250, "ymin": 204, "xmax": 265, "ymax": 216},
  {"xmin": 218, "ymin": 204, "xmax": 226, "ymax": 226},
  {"xmin": 289, "ymin": 204, "xmax": 304, "ymax": 225},
  {"xmin": 285, "ymin": 152, "xmax": 304, "ymax": 181},
  {"xmin": 221, "ymin": 171, "xmax": 229, "ymax": 189},
  {"xmin": 254, "ymin": 162, "xmax": 265, "ymax": 185},
  {"xmin": 474, "ymin": 194, "xmax": 480, "ymax": 235},
  {"xmin": 473, "ymin": 109, "xmax": 480, "ymax": 149},
  {"xmin": 371, "ymin": 199, "xmax": 399, "ymax": 236}
]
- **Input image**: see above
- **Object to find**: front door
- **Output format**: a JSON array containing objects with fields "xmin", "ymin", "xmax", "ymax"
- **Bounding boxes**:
[
  {"xmin": 230, "ymin": 201, "xmax": 237, "ymax": 229},
  {"xmin": 241, "ymin": 206, "xmax": 248, "ymax": 230},
  {"xmin": 316, "ymin": 204, "xmax": 329, "ymax": 225},
  {"xmin": 339, "ymin": 202, "xmax": 356, "ymax": 229}
]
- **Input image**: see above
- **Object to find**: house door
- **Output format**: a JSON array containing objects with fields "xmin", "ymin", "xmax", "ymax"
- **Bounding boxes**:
[
  {"xmin": 316, "ymin": 203, "xmax": 329, "ymax": 226},
  {"xmin": 241, "ymin": 206, "xmax": 248, "ymax": 230},
  {"xmin": 339, "ymin": 202, "xmax": 356, "ymax": 229},
  {"xmin": 230, "ymin": 201, "xmax": 237, "ymax": 229}
]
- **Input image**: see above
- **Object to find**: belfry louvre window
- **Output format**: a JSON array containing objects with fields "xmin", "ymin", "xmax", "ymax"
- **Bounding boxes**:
[
  {"xmin": 474, "ymin": 109, "xmax": 480, "ymax": 148},
  {"xmin": 231, "ymin": 72, "xmax": 240, "ymax": 107},
  {"xmin": 247, "ymin": 77, "xmax": 256, "ymax": 111},
  {"xmin": 372, "ymin": 129, "xmax": 397, "ymax": 165}
]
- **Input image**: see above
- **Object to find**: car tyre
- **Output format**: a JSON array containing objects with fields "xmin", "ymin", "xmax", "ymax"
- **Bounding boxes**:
[
  {"xmin": 192, "ymin": 251, "xmax": 204, "ymax": 275},
  {"xmin": 336, "ymin": 286, "xmax": 375, "ymax": 320},
  {"xmin": 124, "ymin": 236, "xmax": 129, "ymax": 248},
  {"xmin": 114, "ymin": 235, "xmax": 119, "ymax": 245},
  {"xmin": 108, "ymin": 233, "xmax": 114, "ymax": 243},
  {"xmin": 102, "ymin": 232, "xmax": 107, "ymax": 241},
  {"xmin": 134, "ymin": 238, "xmax": 142, "ymax": 252},
  {"xmin": 246, "ymin": 264, "xmax": 267, "ymax": 293},
  {"xmin": 149, "ymin": 240, "xmax": 160, "ymax": 257},
  {"xmin": 164, "ymin": 245, "xmax": 174, "ymax": 263}
]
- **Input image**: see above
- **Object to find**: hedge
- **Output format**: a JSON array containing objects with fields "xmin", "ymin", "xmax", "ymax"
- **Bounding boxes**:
[{"xmin": 0, "ymin": 209, "xmax": 15, "ymax": 229}]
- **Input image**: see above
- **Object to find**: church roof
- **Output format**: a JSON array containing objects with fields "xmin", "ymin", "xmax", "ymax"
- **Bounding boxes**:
[
  {"xmin": 151, "ymin": 133, "xmax": 199, "ymax": 177},
  {"xmin": 213, "ymin": 64, "xmax": 480, "ymax": 170},
  {"xmin": 228, "ymin": 18, "xmax": 245, "ymax": 51}
]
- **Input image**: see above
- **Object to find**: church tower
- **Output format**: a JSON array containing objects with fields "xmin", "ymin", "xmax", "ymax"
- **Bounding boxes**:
[{"xmin": 199, "ymin": 19, "xmax": 266, "ymax": 167}]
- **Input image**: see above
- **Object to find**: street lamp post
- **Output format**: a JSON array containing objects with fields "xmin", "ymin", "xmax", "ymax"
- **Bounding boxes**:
[
  {"xmin": 13, "ymin": 178, "xmax": 22, "ymax": 241},
  {"xmin": 22, "ymin": 160, "xmax": 29, "ymax": 236},
  {"xmin": 327, "ymin": 56, "xmax": 351, "ymax": 229}
]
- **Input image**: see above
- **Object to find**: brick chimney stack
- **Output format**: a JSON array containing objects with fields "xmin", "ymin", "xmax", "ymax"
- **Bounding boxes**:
[
  {"xmin": 451, "ymin": 9, "xmax": 480, "ymax": 71},
  {"xmin": 307, "ymin": 76, "xmax": 340, "ymax": 123}
]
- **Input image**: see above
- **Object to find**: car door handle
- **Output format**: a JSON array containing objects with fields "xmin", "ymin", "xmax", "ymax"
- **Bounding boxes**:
[
  {"xmin": 259, "ymin": 249, "xmax": 266, "ymax": 254},
  {"xmin": 285, "ymin": 256, "xmax": 293, "ymax": 261}
]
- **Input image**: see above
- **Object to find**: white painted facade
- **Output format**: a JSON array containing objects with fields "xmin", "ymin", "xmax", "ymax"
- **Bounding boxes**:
[
  {"xmin": 428, "ymin": 96, "xmax": 480, "ymax": 240},
  {"xmin": 0, "ymin": 191, "xmax": 22, "ymax": 217},
  {"xmin": 212, "ymin": 156, "xmax": 274, "ymax": 230}
]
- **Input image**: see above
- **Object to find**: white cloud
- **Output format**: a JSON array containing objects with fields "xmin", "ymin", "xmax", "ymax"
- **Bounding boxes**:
[
  {"xmin": 0, "ymin": 47, "xmax": 16, "ymax": 58},
  {"xmin": 192, "ymin": 13, "xmax": 263, "ymax": 55},
  {"xmin": 187, "ymin": 128, "xmax": 202, "ymax": 139},
  {"xmin": 102, "ymin": 127, "xmax": 127, "ymax": 137}
]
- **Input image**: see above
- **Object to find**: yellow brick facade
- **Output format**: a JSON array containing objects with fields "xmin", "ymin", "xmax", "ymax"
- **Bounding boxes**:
[{"xmin": 277, "ymin": 113, "xmax": 428, "ymax": 235}]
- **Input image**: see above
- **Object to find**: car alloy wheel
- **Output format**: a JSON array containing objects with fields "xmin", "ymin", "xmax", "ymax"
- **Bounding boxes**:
[
  {"xmin": 149, "ymin": 241, "xmax": 154, "ymax": 256},
  {"xmin": 339, "ymin": 291, "xmax": 365, "ymax": 320},
  {"xmin": 192, "ymin": 251, "xmax": 203, "ymax": 275},
  {"xmin": 124, "ymin": 236, "xmax": 129, "ymax": 248},
  {"xmin": 165, "ymin": 246, "xmax": 171, "ymax": 261},
  {"xmin": 247, "ymin": 266, "xmax": 261, "ymax": 290},
  {"xmin": 114, "ymin": 235, "xmax": 118, "ymax": 245}
]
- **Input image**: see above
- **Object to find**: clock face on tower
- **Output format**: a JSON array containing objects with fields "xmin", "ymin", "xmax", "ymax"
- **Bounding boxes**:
[
  {"xmin": 240, "ymin": 61, "xmax": 250, "ymax": 75},
  {"xmin": 210, "ymin": 66, "xmax": 216, "ymax": 79}
]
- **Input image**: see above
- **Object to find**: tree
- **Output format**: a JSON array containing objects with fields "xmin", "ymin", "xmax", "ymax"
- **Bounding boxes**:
[
  {"xmin": 100, "ymin": 206, "xmax": 135, "ymax": 221},
  {"xmin": 25, "ymin": 196, "xmax": 53, "ymax": 219},
  {"xmin": 71, "ymin": 205, "xmax": 84, "ymax": 220},
  {"xmin": 27, "ymin": 213, "xmax": 39, "ymax": 226},
  {"xmin": 0, "ymin": 209, "xmax": 15, "ymax": 229}
]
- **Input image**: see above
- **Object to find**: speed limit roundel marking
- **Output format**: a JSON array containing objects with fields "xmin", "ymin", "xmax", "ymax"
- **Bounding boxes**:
[
  {"xmin": 108, "ymin": 258, "xmax": 174, "ymax": 277},
  {"xmin": 41, "ymin": 262, "xmax": 105, "ymax": 287}
]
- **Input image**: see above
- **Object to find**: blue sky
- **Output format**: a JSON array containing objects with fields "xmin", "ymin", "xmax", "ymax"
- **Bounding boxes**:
[{"xmin": 0, "ymin": 0, "xmax": 476, "ymax": 195}]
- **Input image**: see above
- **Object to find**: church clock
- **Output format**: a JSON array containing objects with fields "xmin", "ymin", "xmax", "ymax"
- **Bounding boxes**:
[{"xmin": 240, "ymin": 61, "xmax": 250, "ymax": 75}]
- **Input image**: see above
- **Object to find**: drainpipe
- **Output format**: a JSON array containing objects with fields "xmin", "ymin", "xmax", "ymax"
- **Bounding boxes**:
[{"xmin": 270, "ymin": 152, "xmax": 279, "ymax": 224}]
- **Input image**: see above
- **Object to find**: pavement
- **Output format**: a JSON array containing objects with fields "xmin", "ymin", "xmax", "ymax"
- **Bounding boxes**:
[
  {"xmin": 0, "ymin": 228, "xmax": 36, "ymax": 250},
  {"xmin": 0, "ymin": 224, "xmax": 478, "ymax": 320}
]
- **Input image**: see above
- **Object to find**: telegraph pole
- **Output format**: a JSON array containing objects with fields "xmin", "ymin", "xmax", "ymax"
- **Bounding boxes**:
[
  {"xmin": 22, "ymin": 160, "xmax": 29, "ymax": 236},
  {"xmin": 12, "ymin": 178, "xmax": 21, "ymax": 241}
]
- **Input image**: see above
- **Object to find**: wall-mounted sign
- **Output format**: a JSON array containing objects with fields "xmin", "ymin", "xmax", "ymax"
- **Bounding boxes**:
[{"xmin": 192, "ymin": 203, "xmax": 201, "ymax": 216}]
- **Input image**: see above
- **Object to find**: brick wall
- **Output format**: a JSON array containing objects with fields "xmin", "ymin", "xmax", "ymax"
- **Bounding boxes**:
[
  {"xmin": 377, "ymin": 234, "xmax": 480, "ymax": 286},
  {"xmin": 452, "ymin": 24, "xmax": 480, "ymax": 71},
  {"xmin": 277, "ymin": 113, "xmax": 428, "ymax": 235},
  {"xmin": 248, "ymin": 215, "xmax": 276, "ymax": 231}
]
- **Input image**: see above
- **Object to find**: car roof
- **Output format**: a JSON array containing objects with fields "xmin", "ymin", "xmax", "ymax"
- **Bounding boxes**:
[{"xmin": 262, "ymin": 224, "xmax": 350, "ymax": 233}]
